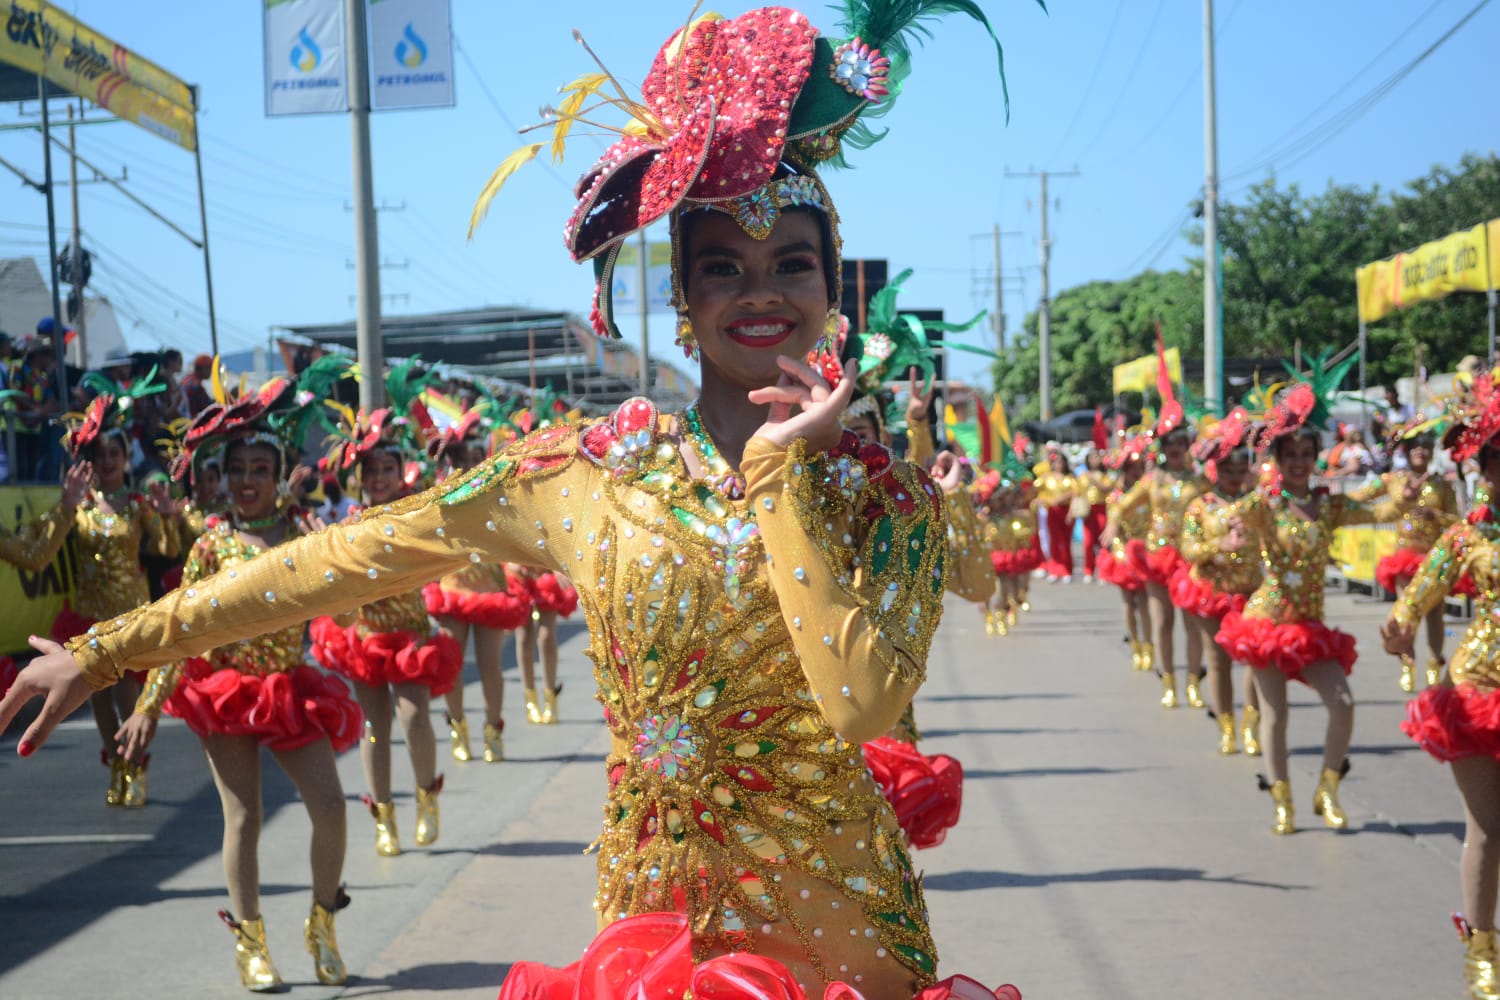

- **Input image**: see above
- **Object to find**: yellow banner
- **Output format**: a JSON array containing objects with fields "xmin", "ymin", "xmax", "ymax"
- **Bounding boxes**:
[
  {"xmin": 1, "ymin": 1, "xmax": 198, "ymax": 151},
  {"xmin": 0, "ymin": 485, "xmax": 76, "ymax": 654},
  {"xmin": 1113, "ymin": 347, "xmax": 1182, "ymax": 397},
  {"xmin": 1331, "ymin": 524, "xmax": 1397, "ymax": 583},
  {"xmin": 1356, "ymin": 220, "xmax": 1497, "ymax": 324}
]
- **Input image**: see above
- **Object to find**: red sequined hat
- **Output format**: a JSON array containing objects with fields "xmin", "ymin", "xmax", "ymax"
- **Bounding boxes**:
[
  {"xmin": 1446, "ymin": 372, "xmax": 1500, "ymax": 462},
  {"xmin": 468, "ymin": 3, "xmax": 1023, "ymax": 339},
  {"xmin": 1190, "ymin": 407, "xmax": 1252, "ymax": 464}
]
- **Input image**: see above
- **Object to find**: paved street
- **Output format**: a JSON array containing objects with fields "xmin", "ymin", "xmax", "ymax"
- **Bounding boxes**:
[{"xmin": 0, "ymin": 577, "xmax": 1474, "ymax": 999}]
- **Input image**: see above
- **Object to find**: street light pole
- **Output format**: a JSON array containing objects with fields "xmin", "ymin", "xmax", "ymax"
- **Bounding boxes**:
[
  {"xmin": 346, "ymin": 0, "xmax": 384, "ymax": 409},
  {"xmin": 1202, "ymin": 0, "xmax": 1223, "ymax": 415}
]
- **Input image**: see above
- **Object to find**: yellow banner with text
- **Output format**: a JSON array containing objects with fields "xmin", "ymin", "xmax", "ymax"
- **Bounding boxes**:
[
  {"xmin": 0, "ymin": 485, "xmax": 75, "ymax": 655},
  {"xmin": 1356, "ymin": 220, "xmax": 1499, "ymax": 324}
]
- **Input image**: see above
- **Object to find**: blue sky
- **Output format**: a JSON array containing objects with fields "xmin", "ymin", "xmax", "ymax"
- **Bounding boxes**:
[{"xmin": 2, "ymin": 0, "xmax": 1497, "ymax": 389}]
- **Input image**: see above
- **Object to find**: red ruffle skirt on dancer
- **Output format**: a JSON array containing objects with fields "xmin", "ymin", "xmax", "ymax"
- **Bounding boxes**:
[
  {"xmin": 497, "ymin": 911, "xmax": 1021, "ymax": 1000},
  {"xmin": 0, "ymin": 655, "xmax": 16, "ymax": 698},
  {"xmin": 423, "ymin": 579, "xmax": 532, "ymax": 630},
  {"xmin": 1095, "ymin": 547, "xmax": 1145, "ymax": 592},
  {"xmin": 521, "ymin": 572, "xmax": 580, "ymax": 617},
  {"xmin": 990, "ymin": 542, "xmax": 1042, "ymax": 577},
  {"xmin": 1169, "ymin": 572, "xmax": 1247, "ymax": 620},
  {"xmin": 1215, "ymin": 611, "xmax": 1356, "ymax": 679},
  {"xmin": 308, "ymin": 618, "xmax": 464, "ymax": 696},
  {"xmin": 164, "ymin": 659, "xmax": 363, "ymax": 753},
  {"xmin": 1400, "ymin": 684, "xmax": 1500, "ymax": 763},
  {"xmin": 1123, "ymin": 539, "xmax": 1187, "ymax": 589},
  {"xmin": 1375, "ymin": 548, "xmax": 1426, "ymax": 595},
  {"xmin": 863, "ymin": 735, "xmax": 964, "ymax": 850}
]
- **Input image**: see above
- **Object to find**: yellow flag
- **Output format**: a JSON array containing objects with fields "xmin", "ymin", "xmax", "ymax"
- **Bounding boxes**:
[{"xmin": 991, "ymin": 397, "xmax": 1011, "ymax": 445}]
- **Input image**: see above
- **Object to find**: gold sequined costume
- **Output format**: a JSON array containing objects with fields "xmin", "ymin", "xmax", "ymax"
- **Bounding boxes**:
[
  {"xmin": 69, "ymin": 405, "xmax": 955, "ymax": 994},
  {"xmin": 1108, "ymin": 468, "xmax": 1209, "ymax": 587},
  {"xmin": 1350, "ymin": 471, "xmax": 1460, "ymax": 593},
  {"xmin": 51, "ymin": 493, "xmax": 180, "ymax": 643},
  {"xmin": 1172, "ymin": 491, "xmax": 1261, "ymax": 618},
  {"xmin": 1215, "ymin": 489, "xmax": 1380, "ymax": 679},
  {"xmin": 134, "ymin": 516, "xmax": 362, "ymax": 751}
]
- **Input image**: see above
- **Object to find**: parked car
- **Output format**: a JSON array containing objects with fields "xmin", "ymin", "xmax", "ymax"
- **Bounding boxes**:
[{"xmin": 1025, "ymin": 406, "xmax": 1142, "ymax": 445}]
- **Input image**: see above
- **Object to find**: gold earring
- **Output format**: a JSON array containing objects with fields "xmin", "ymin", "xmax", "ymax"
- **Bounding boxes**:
[{"xmin": 675, "ymin": 314, "xmax": 698, "ymax": 362}]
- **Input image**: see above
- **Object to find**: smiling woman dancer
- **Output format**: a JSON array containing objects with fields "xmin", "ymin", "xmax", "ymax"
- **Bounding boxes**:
[
  {"xmin": 114, "ymin": 376, "xmax": 359, "ymax": 991},
  {"xmin": 1, "ymin": 5, "xmax": 1033, "ymax": 998},
  {"xmin": 1382, "ymin": 373, "xmax": 1500, "ymax": 1000}
]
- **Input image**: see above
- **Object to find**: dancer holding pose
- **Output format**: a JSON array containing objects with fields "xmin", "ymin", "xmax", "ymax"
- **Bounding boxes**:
[
  {"xmin": 1382, "ymin": 373, "xmax": 1500, "ymax": 999},
  {"xmin": 1172, "ymin": 409, "xmax": 1263, "ymax": 755},
  {"xmin": 2, "ymin": 5, "xmax": 1031, "ymax": 995},
  {"xmin": 55, "ymin": 388, "xmax": 181, "ymax": 806},
  {"xmin": 1354, "ymin": 422, "xmax": 1460, "ymax": 691},
  {"xmin": 1103, "ymin": 401, "xmax": 1208, "ymax": 707},
  {"xmin": 1097, "ymin": 433, "xmax": 1154, "ymax": 671},
  {"xmin": 1078, "ymin": 421, "xmax": 1113, "ymax": 582},
  {"xmin": 310, "ymin": 369, "xmax": 463, "ymax": 855},
  {"xmin": 1035, "ymin": 446, "xmax": 1077, "ymax": 582},
  {"xmin": 424, "ymin": 408, "xmax": 530, "ymax": 761},
  {"xmin": 1217, "ymin": 376, "xmax": 1388, "ymax": 834},
  {"xmin": 115, "ymin": 377, "xmax": 358, "ymax": 991}
]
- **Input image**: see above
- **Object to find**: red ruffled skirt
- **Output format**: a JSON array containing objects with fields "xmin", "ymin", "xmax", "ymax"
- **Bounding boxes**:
[
  {"xmin": 1375, "ymin": 548, "xmax": 1426, "ymax": 594},
  {"xmin": 1096, "ymin": 547, "xmax": 1145, "ymax": 592},
  {"xmin": 1124, "ymin": 539, "xmax": 1187, "ymax": 588},
  {"xmin": 863, "ymin": 735, "xmax": 964, "ymax": 850},
  {"xmin": 0, "ymin": 655, "xmax": 16, "ymax": 698},
  {"xmin": 990, "ymin": 544, "xmax": 1042, "ymax": 576},
  {"xmin": 497, "ymin": 911, "xmax": 1021, "ymax": 1000},
  {"xmin": 522, "ymin": 572, "xmax": 579, "ymax": 617},
  {"xmin": 1401, "ymin": 683, "xmax": 1500, "ymax": 763},
  {"xmin": 164, "ymin": 660, "xmax": 362, "ymax": 753},
  {"xmin": 1215, "ymin": 611, "xmax": 1357, "ymax": 679},
  {"xmin": 423, "ymin": 580, "xmax": 531, "ymax": 630},
  {"xmin": 1169, "ymin": 571, "xmax": 1247, "ymax": 620},
  {"xmin": 308, "ymin": 618, "xmax": 464, "ymax": 695}
]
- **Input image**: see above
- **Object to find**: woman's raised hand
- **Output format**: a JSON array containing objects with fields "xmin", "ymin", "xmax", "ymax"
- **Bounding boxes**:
[
  {"xmin": 932, "ymin": 451, "xmax": 965, "ymax": 493},
  {"xmin": 0, "ymin": 635, "xmax": 93, "ymax": 757},
  {"xmin": 748, "ymin": 355, "xmax": 856, "ymax": 454},
  {"xmin": 115, "ymin": 712, "xmax": 158, "ymax": 763},
  {"xmin": 60, "ymin": 461, "xmax": 91, "ymax": 514}
]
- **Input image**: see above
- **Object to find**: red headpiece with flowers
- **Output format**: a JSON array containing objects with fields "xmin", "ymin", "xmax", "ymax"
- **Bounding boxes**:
[
  {"xmin": 1446, "ymin": 372, "xmax": 1500, "ymax": 463},
  {"xmin": 467, "ymin": 3, "xmax": 1026, "ymax": 340},
  {"xmin": 1190, "ymin": 407, "xmax": 1252, "ymax": 465}
]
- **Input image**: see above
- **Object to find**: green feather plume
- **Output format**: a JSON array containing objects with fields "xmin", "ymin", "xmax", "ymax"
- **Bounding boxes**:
[{"xmin": 1282, "ymin": 347, "xmax": 1360, "ymax": 431}]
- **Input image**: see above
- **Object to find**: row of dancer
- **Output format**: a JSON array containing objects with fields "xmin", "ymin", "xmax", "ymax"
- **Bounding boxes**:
[{"xmin": 0, "ymin": 5, "xmax": 1036, "ymax": 997}]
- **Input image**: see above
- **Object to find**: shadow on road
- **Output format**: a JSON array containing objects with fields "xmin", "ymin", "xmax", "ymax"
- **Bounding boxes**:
[
  {"xmin": 339, "ymin": 960, "xmax": 512, "ymax": 994},
  {"xmin": 1288, "ymin": 742, "xmax": 1421, "ymax": 757},
  {"xmin": 1358, "ymin": 819, "xmax": 1464, "ymax": 841},
  {"xmin": 924, "ymin": 866, "xmax": 1305, "ymax": 892},
  {"xmin": 962, "ymin": 766, "xmax": 1139, "ymax": 780},
  {"xmin": 478, "ymin": 840, "xmax": 593, "ymax": 857}
]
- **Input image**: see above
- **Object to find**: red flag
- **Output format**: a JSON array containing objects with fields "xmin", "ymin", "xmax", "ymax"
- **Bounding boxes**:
[
  {"xmin": 1154, "ymin": 320, "xmax": 1183, "ymax": 436},
  {"xmin": 1092, "ymin": 406, "xmax": 1107, "ymax": 450}
]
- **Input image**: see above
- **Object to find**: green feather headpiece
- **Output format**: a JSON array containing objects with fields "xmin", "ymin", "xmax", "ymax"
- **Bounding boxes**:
[{"xmin": 852, "ymin": 267, "xmax": 987, "ymax": 393}]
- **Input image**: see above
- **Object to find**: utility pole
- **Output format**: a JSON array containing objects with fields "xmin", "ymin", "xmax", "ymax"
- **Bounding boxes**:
[
  {"xmin": 1006, "ymin": 167, "xmax": 1079, "ymax": 422},
  {"xmin": 67, "ymin": 103, "xmax": 87, "ymax": 368},
  {"xmin": 990, "ymin": 225, "xmax": 1022, "ymax": 352},
  {"xmin": 1202, "ymin": 0, "xmax": 1222, "ymax": 416},
  {"xmin": 346, "ymin": 0, "xmax": 384, "ymax": 410}
]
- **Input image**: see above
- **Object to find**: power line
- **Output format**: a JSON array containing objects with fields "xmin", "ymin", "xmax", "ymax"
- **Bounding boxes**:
[
  {"xmin": 1069, "ymin": 0, "xmax": 1167, "ymax": 167},
  {"xmin": 1224, "ymin": 0, "xmax": 1491, "ymax": 184},
  {"xmin": 453, "ymin": 35, "xmax": 573, "ymax": 193},
  {"xmin": 1043, "ymin": 0, "xmax": 1126, "ymax": 165},
  {"xmin": 1116, "ymin": 206, "xmax": 1194, "ymax": 279}
]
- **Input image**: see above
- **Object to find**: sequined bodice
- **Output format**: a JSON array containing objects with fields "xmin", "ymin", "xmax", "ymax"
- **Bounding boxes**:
[
  {"xmin": 1375, "ymin": 472, "xmax": 1458, "ymax": 551},
  {"xmin": 1396, "ymin": 519, "xmax": 1500, "ymax": 688},
  {"xmin": 1108, "ymin": 484, "xmax": 1151, "ymax": 544},
  {"xmin": 184, "ymin": 521, "xmax": 306, "ymax": 675},
  {"xmin": 357, "ymin": 589, "xmax": 432, "ymax": 634},
  {"xmin": 1181, "ymin": 492, "xmax": 1260, "ymax": 596},
  {"xmin": 1239, "ymin": 491, "xmax": 1374, "ymax": 623},
  {"xmin": 1035, "ymin": 472, "xmax": 1075, "ymax": 507},
  {"xmin": 73, "ymin": 497, "xmax": 169, "ymax": 620},
  {"xmin": 1138, "ymin": 468, "xmax": 1205, "ymax": 550},
  {"xmin": 1081, "ymin": 470, "xmax": 1111, "ymax": 507},
  {"xmin": 989, "ymin": 507, "xmax": 1035, "ymax": 552}
]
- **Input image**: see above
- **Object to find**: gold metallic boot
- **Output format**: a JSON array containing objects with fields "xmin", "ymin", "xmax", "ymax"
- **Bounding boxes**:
[
  {"xmin": 415, "ymin": 775, "xmax": 443, "ymax": 846},
  {"xmin": 447, "ymin": 714, "xmax": 473, "ymax": 763},
  {"xmin": 1185, "ymin": 673, "xmax": 1206, "ymax": 709},
  {"xmin": 1216, "ymin": 712, "xmax": 1238, "ymax": 755},
  {"xmin": 1260, "ymin": 776, "xmax": 1295, "ymax": 835},
  {"xmin": 1427, "ymin": 655, "xmax": 1446, "ymax": 688},
  {"xmin": 1241, "ymin": 704, "xmax": 1262, "ymax": 757},
  {"xmin": 1129, "ymin": 640, "xmax": 1143, "ymax": 671},
  {"xmin": 995, "ymin": 610, "xmax": 1009, "ymax": 636},
  {"xmin": 1159, "ymin": 671, "xmax": 1178, "ymax": 709},
  {"xmin": 542, "ymin": 685, "xmax": 561, "ymax": 725},
  {"xmin": 121, "ymin": 756, "xmax": 149, "ymax": 809},
  {"xmin": 1460, "ymin": 918, "xmax": 1500, "ymax": 1000},
  {"xmin": 1312, "ymin": 763, "xmax": 1349, "ymax": 829},
  {"xmin": 1019, "ymin": 596, "xmax": 1031, "ymax": 613},
  {"xmin": 104, "ymin": 751, "xmax": 126, "ymax": 807},
  {"xmin": 1398, "ymin": 654, "xmax": 1417, "ymax": 693},
  {"xmin": 1005, "ymin": 601, "xmax": 1018, "ymax": 628},
  {"xmin": 482, "ymin": 721, "xmax": 505, "ymax": 763},
  {"xmin": 220, "ymin": 910, "xmax": 282, "ymax": 992},
  {"xmin": 1138, "ymin": 642, "xmax": 1155, "ymax": 672},
  {"xmin": 365, "ymin": 797, "xmax": 400, "ymax": 856},
  {"xmin": 983, "ymin": 609, "xmax": 996, "ymax": 636},
  {"xmin": 524, "ymin": 687, "xmax": 544, "ymax": 725},
  {"xmin": 304, "ymin": 899, "xmax": 347, "ymax": 986}
]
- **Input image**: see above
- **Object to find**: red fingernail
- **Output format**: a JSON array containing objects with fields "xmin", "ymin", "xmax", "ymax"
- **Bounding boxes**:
[{"xmin": 18, "ymin": 741, "xmax": 35, "ymax": 757}]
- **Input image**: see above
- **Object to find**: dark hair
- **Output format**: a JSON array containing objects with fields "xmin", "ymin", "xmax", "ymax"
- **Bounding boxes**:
[{"xmin": 162, "ymin": 348, "xmax": 183, "ymax": 366}]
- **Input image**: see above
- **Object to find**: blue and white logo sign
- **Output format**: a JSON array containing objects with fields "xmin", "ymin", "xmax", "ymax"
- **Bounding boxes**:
[
  {"xmin": 264, "ymin": 0, "xmax": 348, "ymax": 116},
  {"xmin": 369, "ymin": 0, "xmax": 454, "ymax": 110}
]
